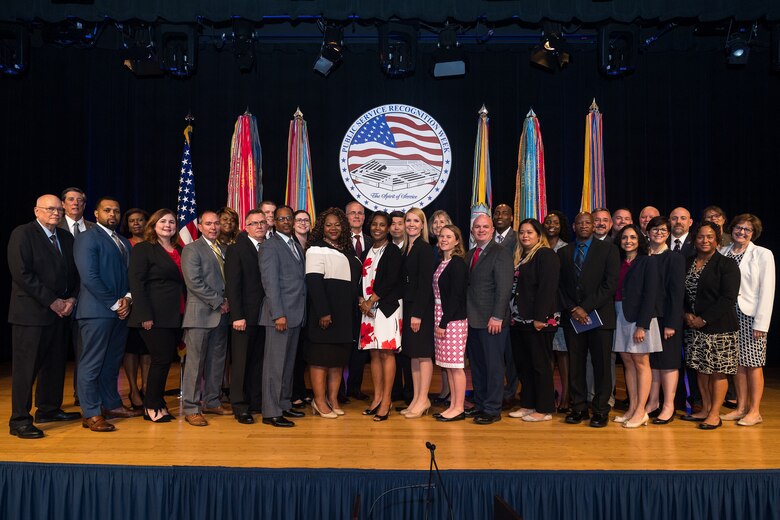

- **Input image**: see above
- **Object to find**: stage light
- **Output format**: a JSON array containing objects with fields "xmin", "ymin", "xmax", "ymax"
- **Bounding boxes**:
[
  {"xmin": 0, "ymin": 23, "xmax": 29, "ymax": 75},
  {"xmin": 41, "ymin": 18, "xmax": 103, "ymax": 48},
  {"xmin": 432, "ymin": 25, "xmax": 466, "ymax": 78},
  {"xmin": 232, "ymin": 19, "xmax": 255, "ymax": 73},
  {"xmin": 378, "ymin": 22, "xmax": 418, "ymax": 78},
  {"xmin": 313, "ymin": 22, "xmax": 343, "ymax": 76},
  {"xmin": 598, "ymin": 23, "xmax": 638, "ymax": 77},
  {"xmin": 529, "ymin": 24, "xmax": 570, "ymax": 71},
  {"xmin": 120, "ymin": 22, "xmax": 163, "ymax": 78},
  {"xmin": 725, "ymin": 21, "xmax": 756, "ymax": 66},
  {"xmin": 156, "ymin": 24, "xmax": 198, "ymax": 77}
]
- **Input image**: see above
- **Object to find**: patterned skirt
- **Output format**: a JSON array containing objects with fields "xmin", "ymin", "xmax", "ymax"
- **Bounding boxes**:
[
  {"xmin": 433, "ymin": 301, "xmax": 468, "ymax": 369},
  {"xmin": 737, "ymin": 308, "xmax": 767, "ymax": 367},
  {"xmin": 685, "ymin": 329, "xmax": 739, "ymax": 375}
]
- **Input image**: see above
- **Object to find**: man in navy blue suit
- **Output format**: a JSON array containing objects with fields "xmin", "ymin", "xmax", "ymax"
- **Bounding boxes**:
[{"xmin": 73, "ymin": 197, "xmax": 142, "ymax": 432}]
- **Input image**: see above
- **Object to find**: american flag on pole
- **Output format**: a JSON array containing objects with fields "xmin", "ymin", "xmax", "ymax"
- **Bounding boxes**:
[
  {"xmin": 177, "ymin": 124, "xmax": 199, "ymax": 244},
  {"xmin": 347, "ymin": 114, "xmax": 443, "ymax": 171}
]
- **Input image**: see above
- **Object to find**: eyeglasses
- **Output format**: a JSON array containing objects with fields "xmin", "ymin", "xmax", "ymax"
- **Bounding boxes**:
[
  {"xmin": 246, "ymin": 221, "xmax": 266, "ymax": 227},
  {"xmin": 36, "ymin": 206, "xmax": 64, "ymax": 214},
  {"xmin": 733, "ymin": 225, "xmax": 753, "ymax": 234},
  {"xmin": 275, "ymin": 216, "xmax": 293, "ymax": 222},
  {"xmin": 346, "ymin": 211, "xmax": 364, "ymax": 216},
  {"xmin": 649, "ymin": 228, "xmax": 669, "ymax": 235},
  {"xmin": 295, "ymin": 218, "xmax": 311, "ymax": 224}
]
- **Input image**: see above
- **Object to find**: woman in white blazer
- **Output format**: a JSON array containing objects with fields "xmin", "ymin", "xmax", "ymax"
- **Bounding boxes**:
[{"xmin": 719, "ymin": 214, "xmax": 775, "ymax": 426}]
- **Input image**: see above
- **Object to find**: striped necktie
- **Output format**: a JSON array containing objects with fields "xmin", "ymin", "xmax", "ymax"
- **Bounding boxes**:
[{"xmin": 209, "ymin": 241, "xmax": 225, "ymax": 278}]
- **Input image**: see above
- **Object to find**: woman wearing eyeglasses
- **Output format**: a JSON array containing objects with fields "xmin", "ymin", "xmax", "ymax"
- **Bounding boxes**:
[
  {"xmin": 291, "ymin": 210, "xmax": 313, "ymax": 408},
  {"xmin": 719, "ymin": 214, "xmax": 775, "ymax": 426},
  {"xmin": 644, "ymin": 216, "xmax": 686, "ymax": 424}
]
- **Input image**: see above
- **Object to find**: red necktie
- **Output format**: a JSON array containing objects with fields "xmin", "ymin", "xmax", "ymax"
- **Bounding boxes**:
[
  {"xmin": 354, "ymin": 234, "xmax": 363, "ymax": 256},
  {"xmin": 470, "ymin": 247, "xmax": 482, "ymax": 271}
]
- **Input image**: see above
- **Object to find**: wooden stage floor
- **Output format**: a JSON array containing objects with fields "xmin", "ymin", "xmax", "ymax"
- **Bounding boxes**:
[{"xmin": 1, "ymin": 362, "xmax": 779, "ymax": 472}]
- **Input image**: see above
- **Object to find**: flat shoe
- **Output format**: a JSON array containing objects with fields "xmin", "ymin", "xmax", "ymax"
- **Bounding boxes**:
[
  {"xmin": 522, "ymin": 414, "xmax": 552, "ymax": 422},
  {"xmin": 737, "ymin": 416, "xmax": 763, "ymax": 427},
  {"xmin": 720, "ymin": 411, "xmax": 747, "ymax": 421},
  {"xmin": 436, "ymin": 412, "xmax": 465, "ymax": 422},
  {"xmin": 680, "ymin": 414, "xmax": 705, "ymax": 422},
  {"xmin": 652, "ymin": 415, "xmax": 675, "ymax": 425},
  {"xmin": 508, "ymin": 408, "xmax": 534, "ymax": 419},
  {"xmin": 699, "ymin": 418, "xmax": 722, "ymax": 430}
]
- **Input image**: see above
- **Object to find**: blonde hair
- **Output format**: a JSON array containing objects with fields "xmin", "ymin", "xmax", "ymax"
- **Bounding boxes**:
[
  {"xmin": 429, "ymin": 210, "xmax": 453, "ymax": 236},
  {"xmin": 514, "ymin": 218, "xmax": 550, "ymax": 266},
  {"xmin": 404, "ymin": 207, "xmax": 429, "ymax": 245}
]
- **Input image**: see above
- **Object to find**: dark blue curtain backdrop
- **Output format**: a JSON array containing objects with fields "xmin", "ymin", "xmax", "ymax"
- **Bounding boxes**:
[
  {"xmin": 1, "ymin": 40, "xmax": 778, "ymax": 359},
  {"xmin": 1, "ymin": 463, "xmax": 780, "ymax": 520}
]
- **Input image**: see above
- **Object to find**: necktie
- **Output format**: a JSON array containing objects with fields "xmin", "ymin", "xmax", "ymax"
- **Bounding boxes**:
[
  {"xmin": 111, "ymin": 232, "xmax": 128, "ymax": 265},
  {"xmin": 209, "ymin": 241, "xmax": 225, "ymax": 278},
  {"xmin": 574, "ymin": 243, "xmax": 586, "ymax": 277},
  {"xmin": 496, "ymin": 234, "xmax": 504, "ymax": 244},
  {"xmin": 50, "ymin": 234, "xmax": 61, "ymax": 255},
  {"xmin": 73, "ymin": 222, "xmax": 81, "ymax": 236},
  {"xmin": 674, "ymin": 239, "xmax": 681, "ymax": 252},
  {"xmin": 470, "ymin": 247, "xmax": 482, "ymax": 271},
  {"xmin": 289, "ymin": 240, "xmax": 301, "ymax": 261},
  {"xmin": 354, "ymin": 234, "xmax": 363, "ymax": 257}
]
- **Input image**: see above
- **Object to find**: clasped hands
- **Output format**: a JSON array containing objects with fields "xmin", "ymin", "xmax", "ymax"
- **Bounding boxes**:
[{"xmin": 49, "ymin": 297, "xmax": 76, "ymax": 318}]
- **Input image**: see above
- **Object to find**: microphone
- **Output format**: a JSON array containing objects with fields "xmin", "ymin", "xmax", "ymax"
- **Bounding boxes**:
[{"xmin": 425, "ymin": 441, "xmax": 436, "ymax": 451}]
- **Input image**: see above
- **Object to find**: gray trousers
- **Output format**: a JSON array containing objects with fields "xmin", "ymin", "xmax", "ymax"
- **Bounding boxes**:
[
  {"xmin": 182, "ymin": 315, "xmax": 228, "ymax": 415},
  {"xmin": 262, "ymin": 326, "xmax": 300, "ymax": 418}
]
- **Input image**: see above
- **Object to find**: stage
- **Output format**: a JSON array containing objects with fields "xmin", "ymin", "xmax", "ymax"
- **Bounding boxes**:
[{"xmin": 1, "ymin": 362, "xmax": 779, "ymax": 519}]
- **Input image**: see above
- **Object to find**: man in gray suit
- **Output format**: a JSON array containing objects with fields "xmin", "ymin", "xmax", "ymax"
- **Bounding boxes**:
[
  {"xmin": 492, "ymin": 203, "xmax": 519, "ymax": 407},
  {"xmin": 259, "ymin": 205, "xmax": 306, "ymax": 427},
  {"xmin": 180, "ymin": 210, "xmax": 231, "ymax": 427},
  {"xmin": 466, "ymin": 214, "xmax": 514, "ymax": 425}
]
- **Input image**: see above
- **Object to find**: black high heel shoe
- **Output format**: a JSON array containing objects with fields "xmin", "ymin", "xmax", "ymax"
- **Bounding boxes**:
[
  {"xmin": 363, "ymin": 404, "xmax": 380, "ymax": 416},
  {"xmin": 129, "ymin": 393, "xmax": 144, "ymax": 411},
  {"xmin": 373, "ymin": 411, "xmax": 389, "ymax": 422}
]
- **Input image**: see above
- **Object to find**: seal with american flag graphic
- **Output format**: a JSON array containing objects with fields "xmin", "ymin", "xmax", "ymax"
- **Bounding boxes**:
[{"xmin": 339, "ymin": 104, "xmax": 452, "ymax": 212}]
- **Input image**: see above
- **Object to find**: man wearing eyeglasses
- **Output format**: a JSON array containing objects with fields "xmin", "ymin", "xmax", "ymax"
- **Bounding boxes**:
[
  {"xmin": 224, "ymin": 209, "xmax": 268, "ymax": 425},
  {"xmin": 258, "ymin": 206, "xmax": 306, "ymax": 427},
  {"xmin": 8, "ymin": 195, "xmax": 81, "ymax": 438}
]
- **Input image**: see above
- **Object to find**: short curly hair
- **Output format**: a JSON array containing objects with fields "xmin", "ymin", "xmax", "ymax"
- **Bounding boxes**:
[{"xmin": 309, "ymin": 207, "xmax": 355, "ymax": 254}]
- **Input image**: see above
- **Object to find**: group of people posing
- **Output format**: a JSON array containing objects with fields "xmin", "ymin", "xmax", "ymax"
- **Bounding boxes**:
[{"xmin": 7, "ymin": 189, "xmax": 774, "ymax": 438}]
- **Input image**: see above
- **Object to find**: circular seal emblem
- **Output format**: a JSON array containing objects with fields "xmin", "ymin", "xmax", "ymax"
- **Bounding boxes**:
[{"xmin": 339, "ymin": 104, "xmax": 451, "ymax": 212}]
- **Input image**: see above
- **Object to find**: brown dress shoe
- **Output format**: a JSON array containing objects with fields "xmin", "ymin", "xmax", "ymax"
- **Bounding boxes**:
[
  {"xmin": 202, "ymin": 405, "xmax": 232, "ymax": 416},
  {"xmin": 82, "ymin": 416, "xmax": 116, "ymax": 432},
  {"xmin": 185, "ymin": 413, "xmax": 208, "ymax": 427},
  {"xmin": 103, "ymin": 406, "xmax": 143, "ymax": 419}
]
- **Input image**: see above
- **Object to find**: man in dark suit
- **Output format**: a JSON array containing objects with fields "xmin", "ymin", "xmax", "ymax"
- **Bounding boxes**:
[
  {"xmin": 492, "ymin": 203, "xmax": 519, "ymax": 407},
  {"xmin": 7, "ymin": 194, "xmax": 82, "ymax": 439},
  {"xmin": 180, "ymin": 211, "xmax": 231, "ymax": 427},
  {"xmin": 345, "ymin": 200, "xmax": 372, "ymax": 401},
  {"xmin": 591, "ymin": 208, "xmax": 613, "ymax": 242},
  {"xmin": 558, "ymin": 212, "xmax": 620, "ymax": 428},
  {"xmin": 259, "ymin": 206, "xmax": 306, "ymax": 427},
  {"xmin": 465, "ymin": 214, "xmax": 514, "ymax": 425},
  {"xmin": 669, "ymin": 207, "xmax": 695, "ymax": 258},
  {"xmin": 74, "ymin": 197, "xmax": 141, "ymax": 432},
  {"xmin": 57, "ymin": 186, "xmax": 95, "ymax": 406},
  {"xmin": 224, "ymin": 209, "xmax": 267, "ymax": 424}
]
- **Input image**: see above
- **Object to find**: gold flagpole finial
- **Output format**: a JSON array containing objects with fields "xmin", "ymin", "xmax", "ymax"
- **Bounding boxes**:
[
  {"xmin": 589, "ymin": 98, "xmax": 599, "ymax": 112},
  {"xmin": 294, "ymin": 107, "xmax": 304, "ymax": 119},
  {"xmin": 479, "ymin": 104, "xmax": 488, "ymax": 118}
]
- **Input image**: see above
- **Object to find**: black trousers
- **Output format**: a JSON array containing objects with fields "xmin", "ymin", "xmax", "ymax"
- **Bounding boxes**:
[
  {"xmin": 10, "ymin": 320, "xmax": 67, "ymax": 427},
  {"xmin": 139, "ymin": 327, "xmax": 180, "ymax": 410},
  {"xmin": 230, "ymin": 324, "xmax": 264, "ymax": 414},
  {"xmin": 564, "ymin": 327, "xmax": 614, "ymax": 415},
  {"xmin": 292, "ymin": 328, "xmax": 308, "ymax": 402},
  {"xmin": 512, "ymin": 327, "xmax": 556, "ymax": 414}
]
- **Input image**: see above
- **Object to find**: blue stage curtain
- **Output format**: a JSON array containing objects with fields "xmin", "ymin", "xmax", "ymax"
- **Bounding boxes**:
[{"xmin": 1, "ymin": 463, "xmax": 779, "ymax": 520}]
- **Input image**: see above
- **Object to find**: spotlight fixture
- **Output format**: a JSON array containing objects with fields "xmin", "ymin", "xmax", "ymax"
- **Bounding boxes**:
[
  {"xmin": 0, "ymin": 23, "xmax": 29, "ymax": 75},
  {"xmin": 232, "ymin": 19, "xmax": 255, "ymax": 73},
  {"xmin": 529, "ymin": 24, "xmax": 570, "ymax": 71},
  {"xmin": 378, "ymin": 22, "xmax": 418, "ymax": 78},
  {"xmin": 432, "ymin": 25, "xmax": 466, "ymax": 78},
  {"xmin": 725, "ymin": 21, "xmax": 756, "ymax": 66},
  {"xmin": 120, "ymin": 22, "xmax": 162, "ymax": 78},
  {"xmin": 313, "ymin": 22, "xmax": 344, "ymax": 76},
  {"xmin": 41, "ymin": 18, "xmax": 103, "ymax": 48},
  {"xmin": 598, "ymin": 23, "xmax": 638, "ymax": 77},
  {"xmin": 156, "ymin": 24, "xmax": 198, "ymax": 77}
]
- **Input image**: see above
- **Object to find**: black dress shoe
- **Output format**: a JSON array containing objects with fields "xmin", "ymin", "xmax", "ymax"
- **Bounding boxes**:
[
  {"xmin": 565, "ymin": 410, "xmax": 590, "ymax": 424},
  {"xmin": 436, "ymin": 412, "xmax": 466, "ymax": 422},
  {"xmin": 236, "ymin": 412, "xmax": 254, "ymax": 424},
  {"xmin": 647, "ymin": 408, "xmax": 662, "ymax": 419},
  {"xmin": 432, "ymin": 396, "xmax": 451, "ymax": 406},
  {"xmin": 723, "ymin": 400, "xmax": 738, "ymax": 410},
  {"xmin": 652, "ymin": 415, "xmax": 675, "ymax": 425},
  {"xmin": 464, "ymin": 408, "xmax": 483, "ymax": 418},
  {"xmin": 282, "ymin": 409, "xmax": 305, "ymax": 418},
  {"xmin": 291, "ymin": 400, "xmax": 307, "ymax": 409},
  {"xmin": 262, "ymin": 416, "xmax": 295, "ymax": 427},
  {"xmin": 589, "ymin": 413, "xmax": 609, "ymax": 428},
  {"xmin": 10, "ymin": 424, "xmax": 44, "ymax": 439},
  {"xmin": 680, "ymin": 414, "xmax": 705, "ymax": 422},
  {"xmin": 348, "ymin": 390, "xmax": 370, "ymax": 401},
  {"xmin": 699, "ymin": 418, "xmax": 722, "ymax": 430},
  {"xmin": 474, "ymin": 414, "xmax": 501, "ymax": 425},
  {"xmin": 35, "ymin": 410, "xmax": 82, "ymax": 423}
]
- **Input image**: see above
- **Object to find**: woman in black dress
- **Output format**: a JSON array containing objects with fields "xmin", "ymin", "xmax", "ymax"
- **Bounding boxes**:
[
  {"xmin": 680, "ymin": 222, "xmax": 741, "ymax": 430},
  {"xmin": 304, "ymin": 208, "xmax": 362, "ymax": 419},
  {"xmin": 400, "ymin": 207, "xmax": 435, "ymax": 418},
  {"xmin": 644, "ymin": 216, "xmax": 685, "ymax": 425},
  {"xmin": 127, "ymin": 209, "xmax": 186, "ymax": 423}
]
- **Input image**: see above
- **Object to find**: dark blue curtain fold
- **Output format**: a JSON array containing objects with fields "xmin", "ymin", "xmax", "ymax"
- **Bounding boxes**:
[{"xmin": 1, "ymin": 463, "xmax": 779, "ymax": 519}]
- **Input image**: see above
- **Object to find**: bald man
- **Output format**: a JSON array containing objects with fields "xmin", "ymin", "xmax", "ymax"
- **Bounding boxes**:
[
  {"xmin": 638, "ymin": 206, "xmax": 660, "ymax": 236},
  {"xmin": 669, "ymin": 207, "xmax": 695, "ymax": 258},
  {"xmin": 8, "ymin": 195, "xmax": 81, "ymax": 438}
]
